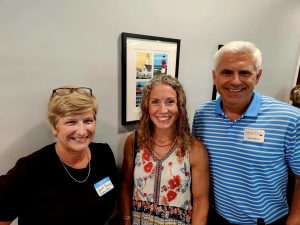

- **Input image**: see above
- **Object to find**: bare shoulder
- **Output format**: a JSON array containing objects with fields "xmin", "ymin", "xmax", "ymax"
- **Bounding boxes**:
[
  {"xmin": 189, "ymin": 137, "xmax": 208, "ymax": 165},
  {"xmin": 190, "ymin": 137, "xmax": 206, "ymax": 154},
  {"xmin": 123, "ymin": 133, "xmax": 134, "ymax": 166},
  {"xmin": 125, "ymin": 132, "xmax": 134, "ymax": 145},
  {"xmin": 0, "ymin": 222, "xmax": 12, "ymax": 225}
]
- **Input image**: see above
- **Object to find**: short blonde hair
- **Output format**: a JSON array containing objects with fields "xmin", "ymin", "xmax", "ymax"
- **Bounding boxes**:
[
  {"xmin": 47, "ymin": 85, "xmax": 98, "ymax": 127},
  {"xmin": 290, "ymin": 85, "xmax": 300, "ymax": 107}
]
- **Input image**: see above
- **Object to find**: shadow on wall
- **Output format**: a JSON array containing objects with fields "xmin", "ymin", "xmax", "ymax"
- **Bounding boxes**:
[{"xmin": 0, "ymin": 123, "xmax": 54, "ymax": 175}]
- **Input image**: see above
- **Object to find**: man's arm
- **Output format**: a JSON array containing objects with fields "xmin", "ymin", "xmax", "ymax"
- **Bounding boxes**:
[{"xmin": 286, "ymin": 175, "xmax": 300, "ymax": 225}]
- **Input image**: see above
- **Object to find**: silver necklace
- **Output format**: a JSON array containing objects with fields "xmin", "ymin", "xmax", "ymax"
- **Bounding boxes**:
[{"xmin": 57, "ymin": 153, "xmax": 91, "ymax": 183}]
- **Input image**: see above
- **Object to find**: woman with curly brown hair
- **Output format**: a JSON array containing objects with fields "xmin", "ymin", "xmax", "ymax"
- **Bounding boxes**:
[{"xmin": 120, "ymin": 75, "xmax": 209, "ymax": 225}]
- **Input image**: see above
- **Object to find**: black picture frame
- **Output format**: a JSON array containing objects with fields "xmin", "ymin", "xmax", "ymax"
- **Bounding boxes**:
[
  {"xmin": 212, "ymin": 44, "xmax": 223, "ymax": 100},
  {"xmin": 121, "ymin": 32, "xmax": 181, "ymax": 125}
]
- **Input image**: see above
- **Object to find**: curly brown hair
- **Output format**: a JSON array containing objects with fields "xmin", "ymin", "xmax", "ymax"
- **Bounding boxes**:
[{"xmin": 137, "ymin": 75, "xmax": 192, "ymax": 151}]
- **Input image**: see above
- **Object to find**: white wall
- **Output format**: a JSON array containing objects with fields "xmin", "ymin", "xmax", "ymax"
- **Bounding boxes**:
[
  {"xmin": 0, "ymin": 1, "xmax": 300, "ymax": 222},
  {"xmin": 1, "ymin": 0, "xmax": 300, "ymax": 171}
]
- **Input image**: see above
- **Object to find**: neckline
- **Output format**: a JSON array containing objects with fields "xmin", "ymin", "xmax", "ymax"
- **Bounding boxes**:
[
  {"xmin": 150, "ymin": 142, "xmax": 177, "ymax": 162},
  {"xmin": 55, "ymin": 145, "xmax": 92, "ymax": 183},
  {"xmin": 58, "ymin": 156, "xmax": 91, "ymax": 183},
  {"xmin": 153, "ymin": 138, "xmax": 175, "ymax": 148}
]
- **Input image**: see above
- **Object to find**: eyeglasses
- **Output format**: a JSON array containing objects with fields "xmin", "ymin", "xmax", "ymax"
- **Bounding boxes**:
[{"xmin": 52, "ymin": 87, "xmax": 93, "ymax": 98}]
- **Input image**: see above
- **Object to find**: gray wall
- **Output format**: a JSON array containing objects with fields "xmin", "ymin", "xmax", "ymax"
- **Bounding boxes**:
[
  {"xmin": 1, "ymin": 0, "xmax": 300, "ymax": 171},
  {"xmin": 0, "ymin": 1, "xmax": 300, "ymax": 222}
]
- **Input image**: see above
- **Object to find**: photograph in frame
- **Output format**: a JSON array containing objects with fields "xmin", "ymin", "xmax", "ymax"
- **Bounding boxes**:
[{"xmin": 121, "ymin": 32, "xmax": 180, "ymax": 125}]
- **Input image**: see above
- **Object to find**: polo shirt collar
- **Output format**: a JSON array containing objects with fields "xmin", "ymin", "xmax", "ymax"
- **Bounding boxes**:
[{"xmin": 215, "ymin": 91, "xmax": 261, "ymax": 117}]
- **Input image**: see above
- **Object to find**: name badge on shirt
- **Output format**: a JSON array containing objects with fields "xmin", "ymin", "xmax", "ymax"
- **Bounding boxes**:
[
  {"xmin": 94, "ymin": 177, "xmax": 114, "ymax": 197},
  {"xmin": 244, "ymin": 129, "xmax": 265, "ymax": 143}
]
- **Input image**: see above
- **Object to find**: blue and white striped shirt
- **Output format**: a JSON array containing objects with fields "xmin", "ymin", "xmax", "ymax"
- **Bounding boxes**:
[{"xmin": 192, "ymin": 92, "xmax": 300, "ymax": 224}]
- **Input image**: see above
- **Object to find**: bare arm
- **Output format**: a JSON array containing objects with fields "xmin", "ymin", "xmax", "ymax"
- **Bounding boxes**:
[
  {"xmin": 286, "ymin": 175, "xmax": 300, "ymax": 225},
  {"xmin": 190, "ymin": 137, "xmax": 209, "ymax": 225},
  {"xmin": 120, "ymin": 133, "xmax": 135, "ymax": 225},
  {"xmin": 0, "ymin": 222, "xmax": 12, "ymax": 225}
]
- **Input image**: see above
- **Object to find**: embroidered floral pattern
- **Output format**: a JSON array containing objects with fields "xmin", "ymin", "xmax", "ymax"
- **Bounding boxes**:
[
  {"xmin": 168, "ymin": 175, "xmax": 181, "ymax": 189},
  {"xmin": 167, "ymin": 190, "xmax": 177, "ymax": 202},
  {"xmin": 132, "ymin": 146, "xmax": 192, "ymax": 225},
  {"xmin": 144, "ymin": 162, "xmax": 153, "ymax": 173},
  {"xmin": 142, "ymin": 150, "xmax": 151, "ymax": 161}
]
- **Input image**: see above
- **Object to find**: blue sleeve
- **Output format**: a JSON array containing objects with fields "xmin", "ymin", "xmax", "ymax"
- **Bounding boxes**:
[{"xmin": 288, "ymin": 114, "xmax": 300, "ymax": 176}]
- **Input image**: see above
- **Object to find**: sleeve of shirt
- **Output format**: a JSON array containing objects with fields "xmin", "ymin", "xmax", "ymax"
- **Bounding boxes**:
[
  {"xmin": 103, "ymin": 144, "xmax": 119, "ymax": 193},
  {"xmin": 0, "ymin": 157, "xmax": 32, "ymax": 221},
  {"xmin": 192, "ymin": 108, "xmax": 200, "ymax": 137},
  {"xmin": 288, "ymin": 114, "xmax": 300, "ymax": 176}
]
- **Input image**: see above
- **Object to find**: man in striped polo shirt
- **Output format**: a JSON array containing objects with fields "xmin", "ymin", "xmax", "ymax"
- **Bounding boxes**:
[{"xmin": 192, "ymin": 41, "xmax": 300, "ymax": 225}]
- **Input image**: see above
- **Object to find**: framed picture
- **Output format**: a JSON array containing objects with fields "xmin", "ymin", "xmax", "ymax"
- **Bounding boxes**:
[
  {"xmin": 212, "ymin": 44, "xmax": 223, "ymax": 100},
  {"xmin": 121, "ymin": 32, "xmax": 181, "ymax": 125},
  {"xmin": 212, "ymin": 85, "xmax": 219, "ymax": 100}
]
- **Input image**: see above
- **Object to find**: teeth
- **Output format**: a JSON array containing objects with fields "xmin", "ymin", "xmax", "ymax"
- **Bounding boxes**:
[
  {"xmin": 228, "ymin": 89, "xmax": 242, "ymax": 92},
  {"xmin": 72, "ymin": 137, "xmax": 87, "ymax": 140},
  {"xmin": 158, "ymin": 117, "xmax": 168, "ymax": 121}
]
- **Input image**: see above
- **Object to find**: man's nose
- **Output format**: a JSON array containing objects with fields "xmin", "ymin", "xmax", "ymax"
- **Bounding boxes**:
[{"xmin": 231, "ymin": 73, "xmax": 242, "ymax": 84}]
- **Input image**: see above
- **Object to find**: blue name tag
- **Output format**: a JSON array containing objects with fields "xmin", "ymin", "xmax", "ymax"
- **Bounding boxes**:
[{"xmin": 94, "ymin": 177, "xmax": 114, "ymax": 197}]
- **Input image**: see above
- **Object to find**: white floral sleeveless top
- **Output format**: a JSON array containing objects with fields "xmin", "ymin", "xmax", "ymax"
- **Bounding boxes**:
[{"xmin": 132, "ymin": 144, "xmax": 192, "ymax": 225}]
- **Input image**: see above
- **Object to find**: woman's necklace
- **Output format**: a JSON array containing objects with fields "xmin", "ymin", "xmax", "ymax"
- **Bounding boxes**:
[
  {"xmin": 153, "ymin": 148, "xmax": 167, "ymax": 158},
  {"xmin": 153, "ymin": 138, "xmax": 174, "ymax": 147},
  {"xmin": 153, "ymin": 142, "xmax": 176, "ymax": 158},
  {"xmin": 57, "ymin": 151, "xmax": 91, "ymax": 183},
  {"xmin": 153, "ymin": 142, "xmax": 172, "ymax": 147}
]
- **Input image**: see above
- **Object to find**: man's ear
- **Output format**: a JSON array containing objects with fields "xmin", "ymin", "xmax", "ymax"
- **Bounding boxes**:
[
  {"xmin": 256, "ymin": 69, "xmax": 262, "ymax": 84},
  {"xmin": 212, "ymin": 70, "xmax": 216, "ymax": 84}
]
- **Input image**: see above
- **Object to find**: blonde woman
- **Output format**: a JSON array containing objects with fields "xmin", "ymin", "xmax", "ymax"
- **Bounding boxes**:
[{"xmin": 0, "ymin": 86, "xmax": 118, "ymax": 225}]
